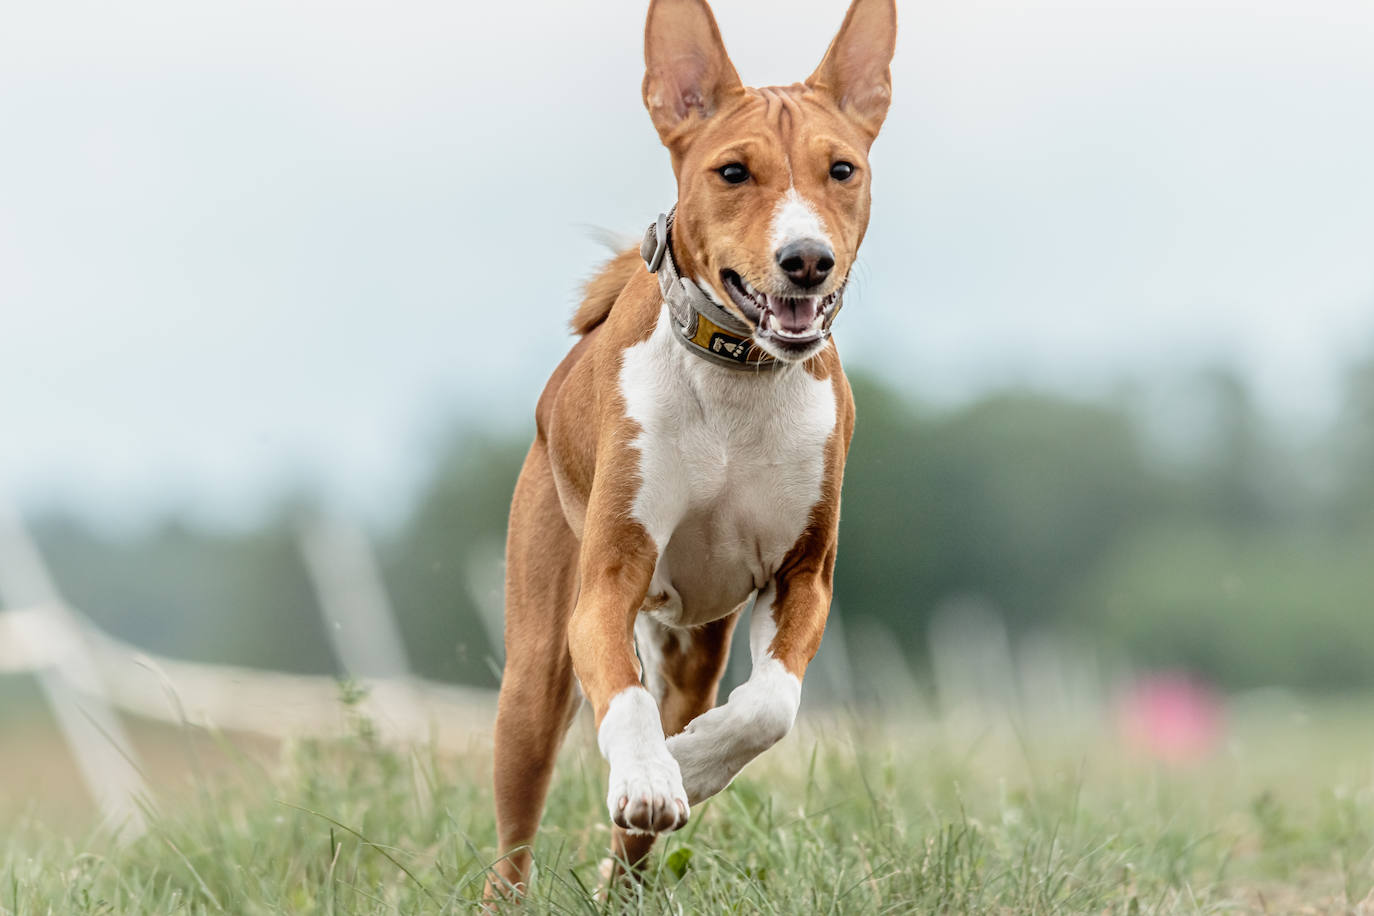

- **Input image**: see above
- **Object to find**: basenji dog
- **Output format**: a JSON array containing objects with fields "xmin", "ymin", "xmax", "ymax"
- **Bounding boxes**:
[{"xmin": 486, "ymin": 0, "xmax": 895, "ymax": 896}]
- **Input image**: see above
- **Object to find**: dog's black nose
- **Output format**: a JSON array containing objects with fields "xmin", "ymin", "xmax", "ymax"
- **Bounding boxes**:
[{"xmin": 776, "ymin": 240, "xmax": 835, "ymax": 289}]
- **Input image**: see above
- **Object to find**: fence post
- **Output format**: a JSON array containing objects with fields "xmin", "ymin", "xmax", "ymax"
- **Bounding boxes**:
[
  {"xmin": 0, "ymin": 499, "xmax": 148, "ymax": 837},
  {"xmin": 298, "ymin": 516, "xmax": 430, "ymax": 732},
  {"xmin": 299, "ymin": 516, "xmax": 435, "ymax": 808}
]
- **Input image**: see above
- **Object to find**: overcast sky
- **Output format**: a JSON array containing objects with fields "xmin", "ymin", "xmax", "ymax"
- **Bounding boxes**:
[{"xmin": 2, "ymin": 0, "xmax": 1372, "ymax": 526}]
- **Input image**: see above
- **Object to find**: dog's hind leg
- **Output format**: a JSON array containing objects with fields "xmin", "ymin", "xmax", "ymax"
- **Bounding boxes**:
[
  {"xmin": 606, "ymin": 613, "xmax": 740, "ymax": 884},
  {"xmin": 485, "ymin": 443, "xmax": 582, "ymax": 899}
]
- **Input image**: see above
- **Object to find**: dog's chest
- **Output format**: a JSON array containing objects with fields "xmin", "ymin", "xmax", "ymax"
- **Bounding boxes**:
[{"xmin": 618, "ymin": 309, "xmax": 836, "ymax": 627}]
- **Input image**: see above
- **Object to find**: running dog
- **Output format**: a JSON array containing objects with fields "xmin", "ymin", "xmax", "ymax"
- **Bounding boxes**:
[{"xmin": 487, "ymin": 0, "xmax": 896, "ymax": 894}]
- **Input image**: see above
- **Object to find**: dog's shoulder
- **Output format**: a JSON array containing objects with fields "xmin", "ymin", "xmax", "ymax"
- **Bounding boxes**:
[
  {"xmin": 537, "ymin": 256, "xmax": 658, "ymax": 431},
  {"xmin": 571, "ymin": 247, "xmax": 643, "ymax": 336}
]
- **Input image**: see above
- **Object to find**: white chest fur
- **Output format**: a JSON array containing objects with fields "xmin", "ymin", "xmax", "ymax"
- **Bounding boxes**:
[{"xmin": 618, "ymin": 307, "xmax": 837, "ymax": 627}]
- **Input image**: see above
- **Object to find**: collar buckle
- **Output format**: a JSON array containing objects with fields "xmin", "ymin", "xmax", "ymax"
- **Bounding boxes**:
[{"xmin": 643, "ymin": 211, "xmax": 670, "ymax": 273}]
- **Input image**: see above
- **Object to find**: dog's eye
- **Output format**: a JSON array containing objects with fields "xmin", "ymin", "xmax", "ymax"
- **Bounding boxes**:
[
  {"xmin": 829, "ymin": 161, "xmax": 856, "ymax": 181},
  {"xmin": 717, "ymin": 163, "xmax": 750, "ymax": 184}
]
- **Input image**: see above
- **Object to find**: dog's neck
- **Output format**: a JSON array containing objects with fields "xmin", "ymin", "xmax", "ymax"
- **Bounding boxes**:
[{"xmin": 640, "ymin": 209, "xmax": 781, "ymax": 371}]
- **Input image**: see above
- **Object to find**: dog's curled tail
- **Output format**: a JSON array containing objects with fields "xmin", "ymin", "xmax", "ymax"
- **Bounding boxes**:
[{"xmin": 571, "ymin": 247, "xmax": 642, "ymax": 336}]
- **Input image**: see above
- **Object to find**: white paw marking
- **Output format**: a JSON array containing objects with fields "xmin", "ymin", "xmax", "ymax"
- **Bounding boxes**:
[
  {"xmin": 606, "ymin": 744, "xmax": 689, "ymax": 834},
  {"xmin": 666, "ymin": 595, "xmax": 801, "ymax": 804},
  {"xmin": 598, "ymin": 687, "xmax": 689, "ymax": 834},
  {"xmin": 666, "ymin": 710, "xmax": 737, "ymax": 804}
]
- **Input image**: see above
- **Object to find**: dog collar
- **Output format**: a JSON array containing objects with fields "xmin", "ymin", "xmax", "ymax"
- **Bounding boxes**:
[{"xmin": 640, "ymin": 208, "xmax": 781, "ymax": 371}]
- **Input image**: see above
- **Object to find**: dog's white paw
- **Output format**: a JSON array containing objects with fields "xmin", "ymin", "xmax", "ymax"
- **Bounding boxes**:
[
  {"xmin": 598, "ymin": 687, "xmax": 690, "ymax": 833},
  {"xmin": 666, "ymin": 725, "xmax": 735, "ymax": 805},
  {"xmin": 606, "ymin": 743, "xmax": 689, "ymax": 834},
  {"xmin": 666, "ymin": 663, "xmax": 801, "ymax": 805}
]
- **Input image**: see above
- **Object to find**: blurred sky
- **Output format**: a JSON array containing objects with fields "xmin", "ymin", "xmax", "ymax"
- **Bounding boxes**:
[{"xmin": 2, "ymin": 0, "xmax": 1372, "ymax": 526}]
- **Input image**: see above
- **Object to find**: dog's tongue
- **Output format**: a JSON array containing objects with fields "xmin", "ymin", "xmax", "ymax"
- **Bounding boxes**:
[{"xmin": 767, "ymin": 295, "xmax": 820, "ymax": 334}]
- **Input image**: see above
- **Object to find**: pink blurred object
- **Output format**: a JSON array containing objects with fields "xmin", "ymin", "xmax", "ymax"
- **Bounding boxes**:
[{"xmin": 1117, "ymin": 673, "xmax": 1223, "ymax": 764}]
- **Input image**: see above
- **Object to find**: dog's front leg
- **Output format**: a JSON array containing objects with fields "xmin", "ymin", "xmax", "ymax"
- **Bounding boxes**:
[
  {"xmin": 666, "ymin": 569, "xmax": 830, "ymax": 804},
  {"xmin": 568, "ymin": 519, "xmax": 690, "ymax": 835}
]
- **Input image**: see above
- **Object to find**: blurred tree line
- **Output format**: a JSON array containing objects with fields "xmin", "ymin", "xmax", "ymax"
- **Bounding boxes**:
[{"xmin": 29, "ymin": 350, "xmax": 1374, "ymax": 692}]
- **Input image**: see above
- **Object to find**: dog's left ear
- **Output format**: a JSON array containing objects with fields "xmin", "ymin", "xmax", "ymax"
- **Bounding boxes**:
[{"xmin": 806, "ymin": 0, "xmax": 897, "ymax": 141}]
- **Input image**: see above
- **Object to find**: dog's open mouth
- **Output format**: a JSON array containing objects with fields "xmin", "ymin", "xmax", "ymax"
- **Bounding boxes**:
[{"xmin": 721, "ymin": 270, "xmax": 840, "ymax": 353}]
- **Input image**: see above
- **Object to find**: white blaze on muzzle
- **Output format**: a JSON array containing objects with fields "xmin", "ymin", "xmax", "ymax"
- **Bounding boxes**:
[{"xmin": 769, "ymin": 187, "xmax": 830, "ymax": 253}]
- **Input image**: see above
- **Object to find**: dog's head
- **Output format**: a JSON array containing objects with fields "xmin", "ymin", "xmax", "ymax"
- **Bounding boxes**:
[{"xmin": 644, "ymin": 0, "xmax": 896, "ymax": 362}]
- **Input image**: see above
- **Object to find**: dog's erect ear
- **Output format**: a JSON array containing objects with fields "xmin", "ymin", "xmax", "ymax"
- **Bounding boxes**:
[
  {"xmin": 806, "ymin": 0, "xmax": 897, "ymax": 140},
  {"xmin": 643, "ymin": 0, "xmax": 744, "ymax": 147}
]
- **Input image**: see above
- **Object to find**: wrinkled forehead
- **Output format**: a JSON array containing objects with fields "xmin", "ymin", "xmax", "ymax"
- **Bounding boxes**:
[{"xmin": 683, "ymin": 85, "xmax": 871, "ymax": 180}]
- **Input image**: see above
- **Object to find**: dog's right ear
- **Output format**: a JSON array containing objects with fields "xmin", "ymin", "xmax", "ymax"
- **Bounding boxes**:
[{"xmin": 643, "ymin": 0, "xmax": 744, "ymax": 149}]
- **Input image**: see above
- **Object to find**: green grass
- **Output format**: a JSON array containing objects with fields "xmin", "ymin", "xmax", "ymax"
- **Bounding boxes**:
[{"xmin": 3, "ymin": 691, "xmax": 1374, "ymax": 914}]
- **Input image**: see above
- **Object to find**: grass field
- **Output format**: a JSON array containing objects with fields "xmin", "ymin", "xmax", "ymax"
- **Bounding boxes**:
[{"xmin": 3, "ymin": 685, "xmax": 1374, "ymax": 914}]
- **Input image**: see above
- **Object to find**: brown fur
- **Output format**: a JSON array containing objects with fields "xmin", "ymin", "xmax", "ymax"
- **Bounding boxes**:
[
  {"xmin": 485, "ymin": 0, "xmax": 894, "ymax": 898},
  {"xmin": 570, "ymin": 247, "xmax": 641, "ymax": 336}
]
